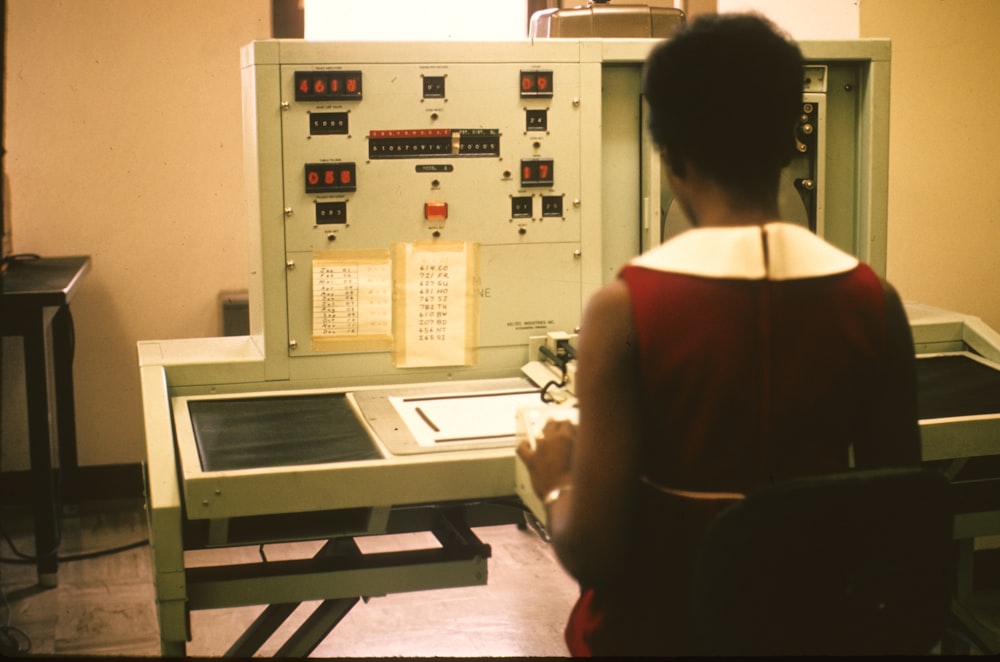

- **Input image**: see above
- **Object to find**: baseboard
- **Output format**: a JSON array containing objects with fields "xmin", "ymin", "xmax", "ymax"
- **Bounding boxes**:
[{"xmin": 0, "ymin": 463, "xmax": 144, "ymax": 506}]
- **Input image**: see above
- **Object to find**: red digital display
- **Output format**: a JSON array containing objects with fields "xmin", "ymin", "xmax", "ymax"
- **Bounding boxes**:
[
  {"xmin": 520, "ymin": 159, "xmax": 555, "ymax": 187},
  {"xmin": 305, "ymin": 163, "xmax": 357, "ymax": 193},
  {"xmin": 295, "ymin": 71, "xmax": 363, "ymax": 101},
  {"xmin": 520, "ymin": 70, "xmax": 554, "ymax": 98}
]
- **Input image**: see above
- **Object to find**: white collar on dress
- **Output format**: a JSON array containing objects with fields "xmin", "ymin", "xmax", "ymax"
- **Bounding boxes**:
[{"xmin": 628, "ymin": 222, "xmax": 859, "ymax": 281}]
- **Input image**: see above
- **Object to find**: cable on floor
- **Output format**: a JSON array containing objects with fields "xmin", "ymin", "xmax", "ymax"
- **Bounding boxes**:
[
  {"xmin": 0, "ymin": 584, "xmax": 31, "ymax": 655},
  {"xmin": 0, "ymin": 522, "xmax": 148, "ymax": 565}
]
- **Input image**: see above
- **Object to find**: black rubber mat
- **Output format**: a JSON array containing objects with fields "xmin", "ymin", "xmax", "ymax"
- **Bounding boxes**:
[
  {"xmin": 188, "ymin": 393, "xmax": 382, "ymax": 472},
  {"xmin": 917, "ymin": 355, "xmax": 1000, "ymax": 420}
]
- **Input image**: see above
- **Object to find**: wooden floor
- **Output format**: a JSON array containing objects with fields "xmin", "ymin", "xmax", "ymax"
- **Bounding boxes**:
[
  {"xmin": 0, "ymin": 498, "xmax": 580, "ymax": 657},
  {"xmin": 3, "ymin": 498, "xmax": 1000, "ymax": 657}
]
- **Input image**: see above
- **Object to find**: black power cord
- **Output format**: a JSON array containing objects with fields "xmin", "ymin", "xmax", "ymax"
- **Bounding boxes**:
[
  {"xmin": 0, "ymin": 522, "xmax": 149, "ymax": 565},
  {"xmin": 538, "ymin": 342, "xmax": 576, "ymax": 403},
  {"xmin": 0, "ymin": 518, "xmax": 150, "ymax": 656}
]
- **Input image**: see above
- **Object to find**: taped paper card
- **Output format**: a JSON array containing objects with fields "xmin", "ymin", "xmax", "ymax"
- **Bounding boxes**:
[
  {"xmin": 393, "ymin": 241, "xmax": 479, "ymax": 367},
  {"xmin": 312, "ymin": 249, "xmax": 393, "ymax": 352}
]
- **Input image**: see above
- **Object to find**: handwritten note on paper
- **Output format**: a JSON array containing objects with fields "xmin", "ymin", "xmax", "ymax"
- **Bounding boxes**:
[
  {"xmin": 311, "ymin": 249, "xmax": 393, "ymax": 352},
  {"xmin": 393, "ymin": 241, "xmax": 479, "ymax": 368}
]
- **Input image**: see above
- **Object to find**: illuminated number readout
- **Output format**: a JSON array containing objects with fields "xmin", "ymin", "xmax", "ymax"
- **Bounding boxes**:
[
  {"xmin": 520, "ymin": 159, "xmax": 554, "ymax": 187},
  {"xmin": 295, "ymin": 71, "xmax": 363, "ymax": 101},
  {"xmin": 520, "ymin": 70, "xmax": 554, "ymax": 98},
  {"xmin": 305, "ymin": 163, "xmax": 357, "ymax": 193}
]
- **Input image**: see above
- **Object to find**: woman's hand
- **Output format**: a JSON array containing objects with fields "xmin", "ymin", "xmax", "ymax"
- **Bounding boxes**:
[{"xmin": 516, "ymin": 418, "xmax": 577, "ymax": 499}]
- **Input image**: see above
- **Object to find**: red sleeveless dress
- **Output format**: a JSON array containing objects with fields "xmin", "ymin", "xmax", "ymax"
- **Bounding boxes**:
[{"xmin": 565, "ymin": 223, "xmax": 918, "ymax": 656}]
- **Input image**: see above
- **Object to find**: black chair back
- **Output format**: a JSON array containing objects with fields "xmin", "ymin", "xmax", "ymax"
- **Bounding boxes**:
[{"xmin": 692, "ymin": 466, "xmax": 953, "ymax": 656}]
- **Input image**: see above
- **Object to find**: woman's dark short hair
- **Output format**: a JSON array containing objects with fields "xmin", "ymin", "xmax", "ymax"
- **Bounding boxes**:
[{"xmin": 643, "ymin": 13, "xmax": 804, "ymax": 202}]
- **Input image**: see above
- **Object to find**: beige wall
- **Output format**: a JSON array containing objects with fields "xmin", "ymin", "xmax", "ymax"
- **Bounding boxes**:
[
  {"xmin": 3, "ymin": 0, "xmax": 999, "ymax": 471},
  {"xmin": 860, "ymin": 0, "xmax": 1000, "ymax": 332},
  {"xmin": 2, "ymin": 0, "xmax": 271, "ymax": 469}
]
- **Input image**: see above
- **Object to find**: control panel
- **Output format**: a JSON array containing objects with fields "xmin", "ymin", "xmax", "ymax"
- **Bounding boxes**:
[{"xmin": 243, "ymin": 41, "xmax": 604, "ymax": 373}]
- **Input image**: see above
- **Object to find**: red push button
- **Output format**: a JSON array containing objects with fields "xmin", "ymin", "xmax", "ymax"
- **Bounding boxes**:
[{"xmin": 424, "ymin": 202, "xmax": 448, "ymax": 221}]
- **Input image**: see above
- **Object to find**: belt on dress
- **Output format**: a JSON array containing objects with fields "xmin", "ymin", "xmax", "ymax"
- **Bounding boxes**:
[{"xmin": 640, "ymin": 475, "xmax": 745, "ymax": 501}]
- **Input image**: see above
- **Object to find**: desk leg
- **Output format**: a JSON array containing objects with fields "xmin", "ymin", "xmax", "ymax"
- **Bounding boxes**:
[
  {"xmin": 51, "ymin": 304, "xmax": 79, "ymax": 502},
  {"xmin": 24, "ymin": 311, "xmax": 60, "ymax": 587}
]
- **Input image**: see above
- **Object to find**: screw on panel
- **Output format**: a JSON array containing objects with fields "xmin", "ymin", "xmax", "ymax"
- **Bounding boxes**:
[
  {"xmin": 281, "ymin": 101, "xmax": 290, "ymax": 110},
  {"xmin": 289, "ymin": 340, "xmax": 298, "ymax": 350},
  {"xmin": 286, "ymin": 260, "xmax": 296, "ymax": 270},
  {"xmin": 284, "ymin": 207, "xmax": 293, "ymax": 216},
  {"xmin": 573, "ymin": 250, "xmax": 582, "ymax": 259}
]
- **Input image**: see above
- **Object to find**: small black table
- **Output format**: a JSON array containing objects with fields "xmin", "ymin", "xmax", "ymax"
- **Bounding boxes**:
[{"xmin": 1, "ymin": 255, "xmax": 91, "ymax": 587}]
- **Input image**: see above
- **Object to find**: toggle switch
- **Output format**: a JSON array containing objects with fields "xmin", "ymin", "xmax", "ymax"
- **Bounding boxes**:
[{"xmin": 424, "ymin": 201, "xmax": 448, "ymax": 221}]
